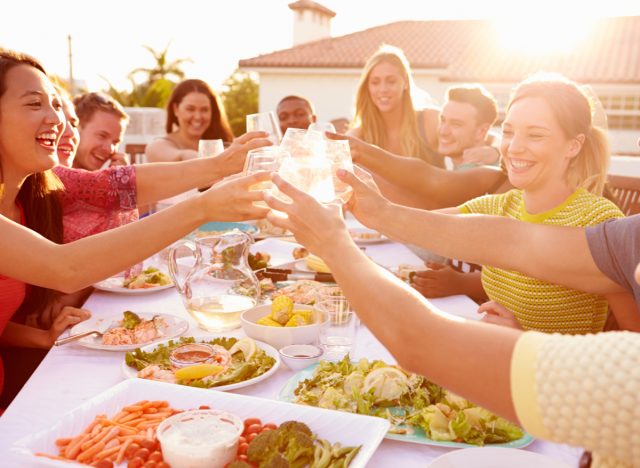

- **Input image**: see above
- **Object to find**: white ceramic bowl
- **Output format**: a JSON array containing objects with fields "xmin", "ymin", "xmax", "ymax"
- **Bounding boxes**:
[
  {"xmin": 241, "ymin": 303, "xmax": 327, "ymax": 350},
  {"xmin": 279, "ymin": 344, "xmax": 323, "ymax": 371}
]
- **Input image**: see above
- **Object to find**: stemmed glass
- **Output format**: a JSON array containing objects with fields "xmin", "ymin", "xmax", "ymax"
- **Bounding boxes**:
[{"xmin": 246, "ymin": 111, "xmax": 282, "ymax": 144}]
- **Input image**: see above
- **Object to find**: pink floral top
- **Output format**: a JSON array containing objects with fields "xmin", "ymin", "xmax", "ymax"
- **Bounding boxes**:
[{"xmin": 53, "ymin": 166, "xmax": 139, "ymax": 243}]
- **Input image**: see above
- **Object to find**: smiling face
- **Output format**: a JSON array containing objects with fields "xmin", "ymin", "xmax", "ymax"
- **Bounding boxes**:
[
  {"xmin": 367, "ymin": 61, "xmax": 407, "ymax": 114},
  {"xmin": 57, "ymin": 97, "xmax": 80, "ymax": 167},
  {"xmin": 438, "ymin": 100, "xmax": 488, "ymax": 157},
  {"xmin": 0, "ymin": 65, "xmax": 63, "ymax": 178},
  {"xmin": 73, "ymin": 110, "xmax": 125, "ymax": 171},
  {"xmin": 173, "ymin": 91, "xmax": 211, "ymax": 139},
  {"xmin": 277, "ymin": 98, "xmax": 315, "ymax": 134},
  {"xmin": 501, "ymin": 96, "xmax": 581, "ymax": 193}
]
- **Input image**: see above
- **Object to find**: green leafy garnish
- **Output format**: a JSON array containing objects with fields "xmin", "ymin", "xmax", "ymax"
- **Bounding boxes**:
[{"xmin": 121, "ymin": 311, "xmax": 141, "ymax": 330}]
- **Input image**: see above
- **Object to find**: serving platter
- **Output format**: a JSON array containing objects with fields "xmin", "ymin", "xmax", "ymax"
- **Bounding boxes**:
[
  {"xmin": 121, "ymin": 336, "xmax": 281, "ymax": 392},
  {"xmin": 13, "ymin": 379, "xmax": 389, "ymax": 468},
  {"xmin": 279, "ymin": 363, "xmax": 534, "ymax": 449}
]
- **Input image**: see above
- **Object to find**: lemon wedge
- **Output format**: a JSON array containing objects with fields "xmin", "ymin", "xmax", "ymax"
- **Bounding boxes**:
[
  {"xmin": 228, "ymin": 337, "xmax": 257, "ymax": 360},
  {"xmin": 174, "ymin": 364, "xmax": 224, "ymax": 380}
]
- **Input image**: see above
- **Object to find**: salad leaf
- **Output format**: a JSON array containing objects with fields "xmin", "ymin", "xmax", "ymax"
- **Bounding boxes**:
[
  {"xmin": 122, "ymin": 311, "xmax": 141, "ymax": 330},
  {"xmin": 292, "ymin": 356, "xmax": 525, "ymax": 446}
]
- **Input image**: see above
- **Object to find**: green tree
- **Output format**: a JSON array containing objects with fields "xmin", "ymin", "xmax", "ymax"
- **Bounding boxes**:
[
  {"xmin": 129, "ymin": 43, "xmax": 192, "ymax": 84},
  {"xmin": 221, "ymin": 69, "xmax": 259, "ymax": 136},
  {"xmin": 103, "ymin": 43, "xmax": 190, "ymax": 108}
]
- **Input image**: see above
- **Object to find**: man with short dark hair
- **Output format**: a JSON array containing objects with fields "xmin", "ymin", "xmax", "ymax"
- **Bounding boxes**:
[
  {"xmin": 438, "ymin": 85, "xmax": 500, "ymax": 170},
  {"xmin": 72, "ymin": 92, "xmax": 130, "ymax": 171},
  {"xmin": 276, "ymin": 95, "xmax": 316, "ymax": 135}
]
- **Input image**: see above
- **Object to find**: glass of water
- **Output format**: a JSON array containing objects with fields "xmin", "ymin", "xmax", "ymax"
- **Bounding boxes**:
[{"xmin": 315, "ymin": 296, "xmax": 358, "ymax": 361}]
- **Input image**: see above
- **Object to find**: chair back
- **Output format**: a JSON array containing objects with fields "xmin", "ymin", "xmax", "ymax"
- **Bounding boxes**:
[
  {"xmin": 125, "ymin": 144, "xmax": 147, "ymax": 164},
  {"xmin": 607, "ymin": 174, "xmax": 640, "ymax": 216}
]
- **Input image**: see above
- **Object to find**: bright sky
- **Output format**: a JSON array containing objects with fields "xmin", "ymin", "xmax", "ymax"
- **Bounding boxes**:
[{"xmin": 2, "ymin": 0, "xmax": 638, "ymax": 93}]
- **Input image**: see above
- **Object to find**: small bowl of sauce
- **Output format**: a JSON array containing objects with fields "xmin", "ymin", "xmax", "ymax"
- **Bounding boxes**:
[
  {"xmin": 170, "ymin": 343, "xmax": 216, "ymax": 369},
  {"xmin": 279, "ymin": 344, "xmax": 323, "ymax": 371},
  {"xmin": 157, "ymin": 409, "xmax": 243, "ymax": 468}
]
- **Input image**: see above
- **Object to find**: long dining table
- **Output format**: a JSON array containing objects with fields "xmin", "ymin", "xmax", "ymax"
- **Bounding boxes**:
[{"xmin": 0, "ymin": 225, "xmax": 582, "ymax": 466}]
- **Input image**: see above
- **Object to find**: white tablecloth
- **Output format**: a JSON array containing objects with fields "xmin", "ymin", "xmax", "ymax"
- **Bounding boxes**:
[{"xmin": 0, "ymin": 233, "xmax": 581, "ymax": 467}]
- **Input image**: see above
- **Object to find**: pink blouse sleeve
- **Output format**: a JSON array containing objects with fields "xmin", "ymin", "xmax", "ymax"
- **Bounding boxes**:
[{"xmin": 54, "ymin": 166, "xmax": 139, "ymax": 243}]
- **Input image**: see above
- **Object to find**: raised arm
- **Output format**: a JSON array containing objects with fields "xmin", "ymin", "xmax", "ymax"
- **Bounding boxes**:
[
  {"xmin": 135, "ymin": 132, "xmax": 271, "ymax": 206},
  {"xmin": 327, "ymin": 132, "xmax": 508, "ymax": 208},
  {"xmin": 341, "ymin": 169, "xmax": 624, "ymax": 295},
  {"xmin": 145, "ymin": 137, "xmax": 198, "ymax": 162},
  {"xmin": 0, "ymin": 173, "xmax": 269, "ymax": 293},
  {"xmin": 264, "ymin": 174, "xmax": 520, "ymax": 422}
]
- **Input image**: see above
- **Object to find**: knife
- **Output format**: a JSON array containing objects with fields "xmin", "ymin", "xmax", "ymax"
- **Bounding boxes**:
[{"xmin": 257, "ymin": 268, "xmax": 335, "ymax": 283}]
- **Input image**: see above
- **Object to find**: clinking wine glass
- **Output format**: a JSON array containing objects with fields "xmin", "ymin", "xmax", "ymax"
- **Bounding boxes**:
[
  {"xmin": 323, "ymin": 139, "xmax": 354, "ymax": 204},
  {"xmin": 244, "ymin": 147, "xmax": 290, "ymax": 207},
  {"xmin": 168, "ymin": 232, "xmax": 260, "ymax": 332},
  {"xmin": 246, "ymin": 111, "xmax": 282, "ymax": 145},
  {"xmin": 272, "ymin": 156, "xmax": 336, "ymax": 216},
  {"xmin": 198, "ymin": 139, "xmax": 224, "ymax": 158}
]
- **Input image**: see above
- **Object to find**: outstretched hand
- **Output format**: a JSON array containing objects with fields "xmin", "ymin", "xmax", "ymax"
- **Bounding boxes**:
[
  {"xmin": 263, "ymin": 174, "xmax": 351, "ymax": 258},
  {"xmin": 202, "ymin": 171, "xmax": 271, "ymax": 221},
  {"xmin": 337, "ymin": 168, "xmax": 389, "ymax": 231},
  {"xmin": 477, "ymin": 301, "xmax": 522, "ymax": 329},
  {"xmin": 216, "ymin": 131, "xmax": 273, "ymax": 175},
  {"xmin": 326, "ymin": 132, "xmax": 390, "ymax": 165}
]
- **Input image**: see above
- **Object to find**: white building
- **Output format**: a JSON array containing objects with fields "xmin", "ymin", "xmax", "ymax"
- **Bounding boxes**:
[{"xmin": 239, "ymin": 4, "xmax": 640, "ymax": 156}]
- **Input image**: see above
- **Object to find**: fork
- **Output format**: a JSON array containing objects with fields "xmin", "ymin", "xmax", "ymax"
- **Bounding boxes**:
[{"xmin": 54, "ymin": 329, "xmax": 105, "ymax": 346}]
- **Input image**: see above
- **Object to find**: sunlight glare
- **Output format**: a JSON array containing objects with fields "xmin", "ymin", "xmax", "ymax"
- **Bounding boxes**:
[{"xmin": 494, "ymin": 15, "xmax": 597, "ymax": 55}]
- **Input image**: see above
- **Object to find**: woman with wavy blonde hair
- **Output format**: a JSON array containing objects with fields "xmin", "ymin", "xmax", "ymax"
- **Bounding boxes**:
[{"xmin": 350, "ymin": 45, "xmax": 443, "ymax": 167}]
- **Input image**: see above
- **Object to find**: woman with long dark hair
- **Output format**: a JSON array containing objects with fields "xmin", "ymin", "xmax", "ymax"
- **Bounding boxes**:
[{"xmin": 146, "ymin": 79, "xmax": 234, "ymax": 162}]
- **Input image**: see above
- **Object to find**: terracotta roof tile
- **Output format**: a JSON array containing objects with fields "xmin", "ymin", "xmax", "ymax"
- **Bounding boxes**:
[
  {"xmin": 239, "ymin": 17, "xmax": 640, "ymax": 83},
  {"xmin": 288, "ymin": 0, "xmax": 336, "ymax": 18}
]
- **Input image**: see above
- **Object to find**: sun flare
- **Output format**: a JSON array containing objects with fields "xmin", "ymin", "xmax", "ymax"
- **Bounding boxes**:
[{"xmin": 494, "ymin": 16, "xmax": 597, "ymax": 55}]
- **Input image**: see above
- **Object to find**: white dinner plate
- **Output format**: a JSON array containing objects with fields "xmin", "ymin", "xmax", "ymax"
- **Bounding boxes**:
[
  {"xmin": 121, "ymin": 336, "xmax": 281, "ymax": 392},
  {"xmin": 427, "ymin": 447, "xmax": 572, "ymax": 468},
  {"xmin": 349, "ymin": 227, "xmax": 388, "ymax": 245},
  {"xmin": 67, "ymin": 312, "xmax": 189, "ymax": 351},
  {"xmin": 93, "ymin": 275, "xmax": 174, "ymax": 294},
  {"xmin": 12, "ymin": 379, "xmax": 388, "ymax": 468}
]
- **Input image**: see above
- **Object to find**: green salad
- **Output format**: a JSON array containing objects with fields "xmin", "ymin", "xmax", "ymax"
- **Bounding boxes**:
[
  {"xmin": 292, "ymin": 356, "xmax": 523, "ymax": 446},
  {"xmin": 125, "ymin": 336, "xmax": 276, "ymax": 388}
]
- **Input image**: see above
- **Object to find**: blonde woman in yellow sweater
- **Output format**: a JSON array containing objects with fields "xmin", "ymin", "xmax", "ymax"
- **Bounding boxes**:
[{"xmin": 400, "ymin": 74, "xmax": 629, "ymax": 334}]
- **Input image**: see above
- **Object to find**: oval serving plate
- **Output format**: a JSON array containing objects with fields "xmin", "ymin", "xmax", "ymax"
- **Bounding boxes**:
[{"xmin": 122, "ymin": 336, "xmax": 280, "ymax": 392}]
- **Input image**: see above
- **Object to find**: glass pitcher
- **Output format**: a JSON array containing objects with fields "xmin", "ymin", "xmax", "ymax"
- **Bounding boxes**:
[{"xmin": 168, "ymin": 231, "xmax": 260, "ymax": 332}]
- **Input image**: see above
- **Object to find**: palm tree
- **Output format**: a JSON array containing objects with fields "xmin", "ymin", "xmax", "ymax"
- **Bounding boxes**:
[{"xmin": 128, "ymin": 43, "xmax": 192, "ymax": 85}]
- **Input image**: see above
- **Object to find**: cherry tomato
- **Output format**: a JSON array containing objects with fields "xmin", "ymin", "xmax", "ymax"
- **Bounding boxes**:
[
  {"xmin": 247, "ymin": 432, "xmax": 259, "ymax": 442},
  {"xmin": 126, "ymin": 443, "xmax": 141, "ymax": 458},
  {"xmin": 127, "ymin": 458, "xmax": 144, "ymax": 468},
  {"xmin": 237, "ymin": 442, "xmax": 250, "ymax": 455},
  {"xmin": 263, "ymin": 423, "xmax": 278, "ymax": 430},
  {"xmin": 139, "ymin": 439, "xmax": 157, "ymax": 451},
  {"xmin": 243, "ymin": 418, "xmax": 262, "ymax": 428},
  {"xmin": 245, "ymin": 423, "xmax": 263, "ymax": 435},
  {"xmin": 238, "ymin": 454, "xmax": 249, "ymax": 461},
  {"xmin": 148, "ymin": 451, "xmax": 163, "ymax": 462},
  {"xmin": 156, "ymin": 463, "xmax": 170, "ymax": 468},
  {"xmin": 238, "ymin": 436, "xmax": 247, "ymax": 445},
  {"xmin": 143, "ymin": 462, "xmax": 157, "ymax": 468},
  {"xmin": 134, "ymin": 448, "xmax": 150, "ymax": 461}
]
